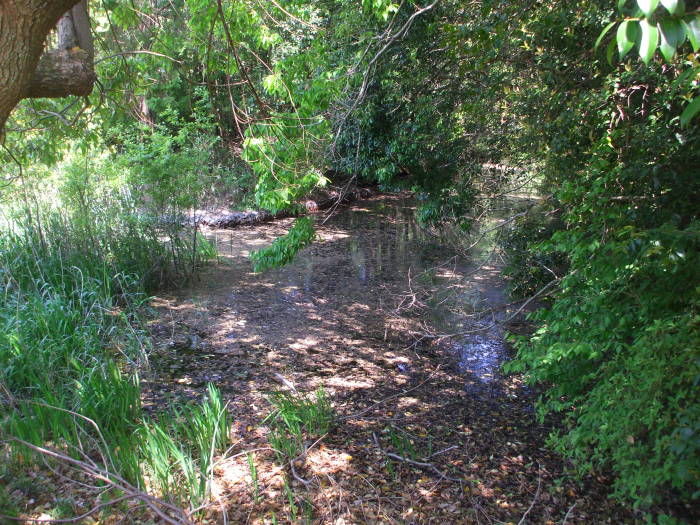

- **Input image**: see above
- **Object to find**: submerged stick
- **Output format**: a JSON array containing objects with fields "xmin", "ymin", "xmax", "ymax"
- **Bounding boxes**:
[{"xmin": 371, "ymin": 432, "xmax": 464, "ymax": 484}]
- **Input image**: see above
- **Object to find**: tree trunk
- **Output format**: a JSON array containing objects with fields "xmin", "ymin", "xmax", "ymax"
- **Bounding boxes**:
[
  {"xmin": 0, "ymin": 0, "xmax": 94, "ymax": 135},
  {"xmin": 57, "ymin": 0, "xmax": 93, "ymax": 58}
]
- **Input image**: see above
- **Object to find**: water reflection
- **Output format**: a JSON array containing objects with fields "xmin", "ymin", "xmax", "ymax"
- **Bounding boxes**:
[
  {"xmin": 277, "ymin": 196, "xmax": 510, "ymax": 390},
  {"xmin": 202, "ymin": 194, "xmax": 528, "ymax": 394},
  {"xmin": 269, "ymin": 198, "xmax": 439, "ymax": 293}
]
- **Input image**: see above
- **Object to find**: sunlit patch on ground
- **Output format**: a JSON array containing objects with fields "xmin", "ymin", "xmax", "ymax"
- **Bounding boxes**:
[{"xmin": 136, "ymin": 195, "xmax": 631, "ymax": 523}]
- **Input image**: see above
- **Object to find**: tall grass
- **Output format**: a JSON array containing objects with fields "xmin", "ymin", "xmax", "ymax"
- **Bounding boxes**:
[
  {"xmin": 0, "ymin": 155, "xmax": 225, "ymax": 518},
  {"xmin": 263, "ymin": 387, "xmax": 333, "ymax": 463},
  {"xmin": 141, "ymin": 384, "xmax": 229, "ymax": 511},
  {"xmin": 0, "ymin": 207, "xmax": 149, "ymax": 479}
]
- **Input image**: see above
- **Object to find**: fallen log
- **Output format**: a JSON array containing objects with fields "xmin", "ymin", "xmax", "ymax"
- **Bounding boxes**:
[{"xmin": 194, "ymin": 185, "xmax": 376, "ymax": 228}]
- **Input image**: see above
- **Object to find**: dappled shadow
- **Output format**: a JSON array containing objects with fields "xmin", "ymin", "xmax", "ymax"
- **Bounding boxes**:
[{"xmin": 141, "ymin": 194, "xmax": 632, "ymax": 523}]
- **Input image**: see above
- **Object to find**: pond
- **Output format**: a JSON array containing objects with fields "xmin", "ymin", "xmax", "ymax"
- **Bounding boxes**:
[
  {"xmin": 145, "ymin": 193, "xmax": 528, "ymax": 406},
  {"xmin": 141, "ymin": 192, "xmax": 628, "ymax": 524}
]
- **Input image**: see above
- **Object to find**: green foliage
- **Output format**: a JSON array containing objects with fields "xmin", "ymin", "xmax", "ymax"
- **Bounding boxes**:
[
  {"xmin": 0, "ymin": 152, "xmax": 225, "ymax": 511},
  {"xmin": 362, "ymin": 0, "xmax": 399, "ymax": 21},
  {"xmin": 600, "ymin": 0, "xmax": 700, "ymax": 64},
  {"xmin": 263, "ymin": 387, "xmax": 333, "ymax": 463},
  {"xmin": 48, "ymin": 498, "xmax": 78, "ymax": 520},
  {"xmin": 501, "ymin": 204, "xmax": 567, "ymax": 298},
  {"xmin": 140, "ymin": 384, "xmax": 229, "ymax": 511},
  {"xmin": 251, "ymin": 217, "xmax": 316, "ymax": 272},
  {"xmin": 386, "ymin": 426, "xmax": 418, "ymax": 461},
  {"xmin": 117, "ymin": 106, "xmax": 218, "ymax": 210},
  {"xmin": 243, "ymin": 118, "xmax": 330, "ymax": 215},
  {"xmin": 597, "ymin": 0, "xmax": 700, "ymax": 125},
  {"xmin": 507, "ymin": 223, "xmax": 700, "ymax": 504},
  {"xmin": 247, "ymin": 452, "xmax": 261, "ymax": 503},
  {"xmin": 498, "ymin": 1, "xmax": 700, "ymax": 510},
  {"xmin": 2, "ymin": 0, "xmax": 698, "ymax": 516},
  {"xmin": 415, "ymin": 186, "xmax": 477, "ymax": 232},
  {"xmin": 283, "ymin": 478, "xmax": 298, "ymax": 521},
  {"xmin": 0, "ymin": 206, "xmax": 149, "ymax": 484}
]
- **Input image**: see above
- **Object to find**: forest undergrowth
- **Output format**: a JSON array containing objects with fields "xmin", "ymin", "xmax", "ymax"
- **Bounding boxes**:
[{"xmin": 0, "ymin": 153, "xmax": 230, "ymax": 522}]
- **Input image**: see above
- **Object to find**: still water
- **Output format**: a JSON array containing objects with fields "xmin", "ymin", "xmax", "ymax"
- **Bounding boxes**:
[{"xmin": 201, "ymin": 194, "xmax": 525, "ymax": 392}]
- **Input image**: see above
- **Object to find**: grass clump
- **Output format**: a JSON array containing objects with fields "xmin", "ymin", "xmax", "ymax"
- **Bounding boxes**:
[
  {"xmin": 0, "ymin": 211, "xmax": 150, "ymax": 484},
  {"xmin": 141, "ymin": 384, "xmax": 230, "ymax": 511},
  {"xmin": 263, "ymin": 387, "xmax": 332, "ymax": 463}
]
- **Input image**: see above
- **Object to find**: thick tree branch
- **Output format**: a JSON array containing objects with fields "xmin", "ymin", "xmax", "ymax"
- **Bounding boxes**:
[
  {"xmin": 27, "ymin": 0, "xmax": 95, "ymax": 99},
  {"xmin": 0, "ymin": 0, "xmax": 94, "ymax": 134},
  {"xmin": 26, "ymin": 48, "xmax": 96, "ymax": 98}
]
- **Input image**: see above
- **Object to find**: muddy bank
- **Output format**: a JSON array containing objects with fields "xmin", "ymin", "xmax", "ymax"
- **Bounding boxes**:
[{"xmin": 144, "ymin": 194, "xmax": 632, "ymax": 524}]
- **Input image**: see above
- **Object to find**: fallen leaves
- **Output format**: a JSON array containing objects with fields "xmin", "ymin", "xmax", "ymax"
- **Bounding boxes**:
[{"xmin": 126, "ymin": 197, "xmax": 638, "ymax": 522}]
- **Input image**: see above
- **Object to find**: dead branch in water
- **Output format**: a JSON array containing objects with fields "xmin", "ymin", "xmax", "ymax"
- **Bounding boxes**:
[{"xmin": 372, "ymin": 432, "xmax": 463, "ymax": 484}]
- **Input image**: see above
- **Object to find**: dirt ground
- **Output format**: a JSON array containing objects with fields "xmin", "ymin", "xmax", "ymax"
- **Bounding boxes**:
[{"xmin": 139, "ymin": 195, "xmax": 635, "ymax": 524}]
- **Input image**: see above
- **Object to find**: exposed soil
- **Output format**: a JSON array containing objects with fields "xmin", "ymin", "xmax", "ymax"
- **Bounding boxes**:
[{"xmin": 141, "ymin": 194, "xmax": 634, "ymax": 524}]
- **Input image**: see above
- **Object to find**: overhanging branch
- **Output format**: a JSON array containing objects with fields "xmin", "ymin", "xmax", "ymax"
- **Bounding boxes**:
[
  {"xmin": 24, "ymin": 0, "xmax": 95, "ymax": 101},
  {"xmin": 26, "ymin": 48, "xmax": 95, "ymax": 99}
]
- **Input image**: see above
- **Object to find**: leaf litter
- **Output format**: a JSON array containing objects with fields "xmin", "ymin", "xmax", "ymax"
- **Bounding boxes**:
[
  {"xmin": 10, "ymin": 195, "xmax": 635, "ymax": 523},
  {"xmin": 137, "ymin": 195, "xmax": 638, "ymax": 523}
]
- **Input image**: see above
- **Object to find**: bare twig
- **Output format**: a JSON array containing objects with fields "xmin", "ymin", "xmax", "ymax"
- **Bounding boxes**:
[
  {"xmin": 458, "ymin": 206, "xmax": 534, "ymax": 253},
  {"xmin": 290, "ymin": 459, "xmax": 311, "ymax": 487},
  {"xmin": 0, "ymin": 495, "xmax": 131, "ymax": 523},
  {"xmin": 94, "ymin": 50, "xmax": 182, "ymax": 65},
  {"xmin": 321, "ymin": 174, "xmax": 358, "ymax": 225},
  {"xmin": 216, "ymin": 0, "xmax": 269, "ymax": 115},
  {"xmin": 426, "ymin": 445, "xmax": 459, "ymax": 459},
  {"xmin": 0, "ymin": 143, "xmax": 24, "ymax": 189},
  {"xmin": 561, "ymin": 503, "xmax": 576, "ymax": 525},
  {"xmin": 267, "ymin": 0, "xmax": 320, "ymax": 29},
  {"xmin": 415, "ymin": 277, "xmax": 560, "ymax": 341},
  {"xmin": 332, "ymin": 1, "xmax": 440, "ymax": 148},
  {"xmin": 274, "ymin": 372, "xmax": 298, "ymax": 392},
  {"xmin": 7, "ymin": 438, "xmax": 194, "ymax": 525},
  {"xmin": 517, "ymin": 463, "xmax": 542, "ymax": 525},
  {"xmin": 372, "ymin": 432, "xmax": 463, "ymax": 484}
]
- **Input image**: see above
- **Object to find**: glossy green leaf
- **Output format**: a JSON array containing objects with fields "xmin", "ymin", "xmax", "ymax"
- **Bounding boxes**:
[
  {"xmin": 596, "ymin": 21, "xmax": 617, "ymax": 50},
  {"xmin": 682, "ymin": 15, "xmax": 700, "ymax": 52},
  {"xmin": 680, "ymin": 96, "xmax": 700, "ymax": 127},
  {"xmin": 639, "ymin": 17, "xmax": 659, "ymax": 64},
  {"xmin": 607, "ymin": 38, "xmax": 617, "ymax": 66},
  {"xmin": 660, "ymin": 0, "xmax": 685, "ymax": 15},
  {"xmin": 636, "ymin": 0, "xmax": 660, "ymax": 17},
  {"xmin": 659, "ymin": 18, "xmax": 684, "ymax": 61},
  {"xmin": 619, "ymin": 0, "xmax": 644, "ymax": 16},
  {"xmin": 617, "ymin": 20, "xmax": 641, "ymax": 59}
]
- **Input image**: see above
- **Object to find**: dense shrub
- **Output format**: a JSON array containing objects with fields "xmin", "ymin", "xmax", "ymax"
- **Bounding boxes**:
[
  {"xmin": 501, "ymin": 2, "xmax": 700, "ymax": 508},
  {"xmin": 501, "ymin": 202, "xmax": 567, "ymax": 299}
]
